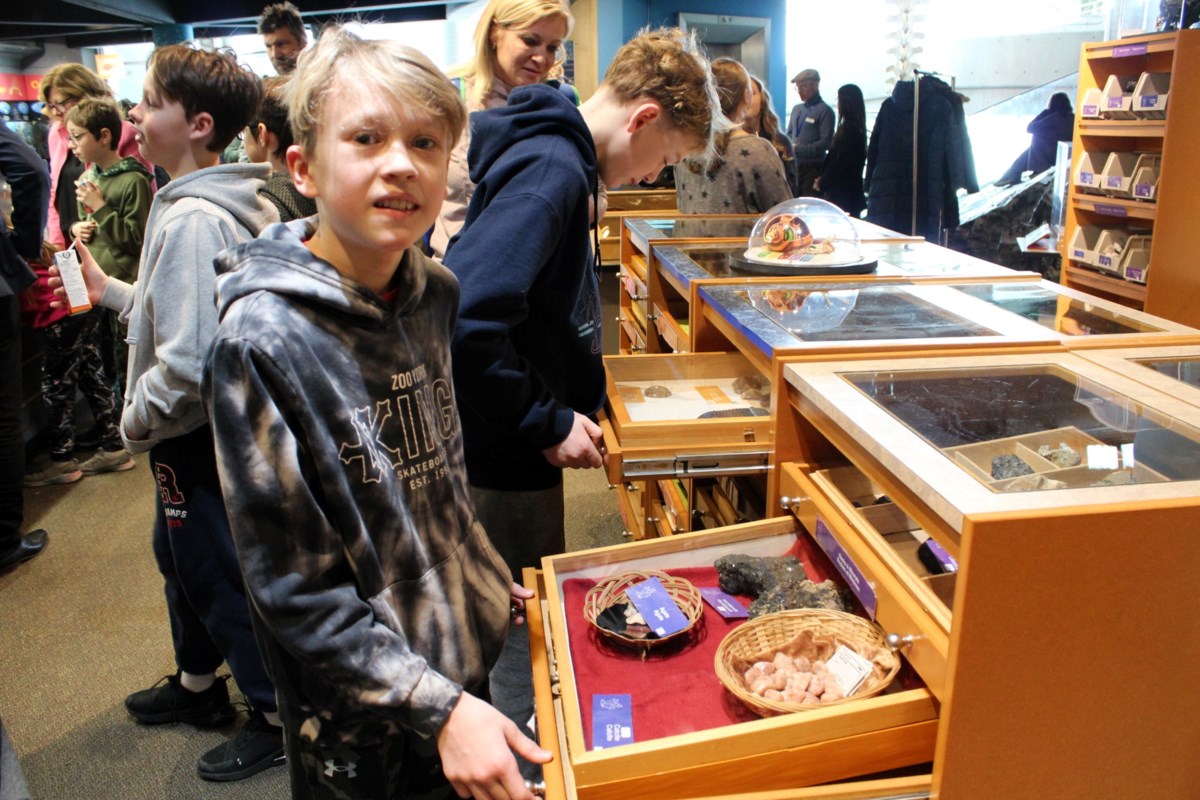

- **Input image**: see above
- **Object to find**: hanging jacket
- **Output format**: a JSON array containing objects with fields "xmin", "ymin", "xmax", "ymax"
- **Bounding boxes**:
[
  {"xmin": 204, "ymin": 220, "xmax": 511, "ymax": 746},
  {"xmin": 444, "ymin": 83, "xmax": 603, "ymax": 492},
  {"xmin": 865, "ymin": 76, "xmax": 977, "ymax": 239}
]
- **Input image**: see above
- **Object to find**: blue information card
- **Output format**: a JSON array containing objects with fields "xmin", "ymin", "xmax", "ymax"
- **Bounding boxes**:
[
  {"xmin": 625, "ymin": 576, "xmax": 690, "ymax": 637},
  {"xmin": 699, "ymin": 587, "xmax": 750, "ymax": 619},
  {"xmin": 592, "ymin": 694, "xmax": 634, "ymax": 749}
]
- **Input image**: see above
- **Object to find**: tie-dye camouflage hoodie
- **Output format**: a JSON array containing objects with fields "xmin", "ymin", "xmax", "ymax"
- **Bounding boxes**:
[{"xmin": 202, "ymin": 218, "xmax": 511, "ymax": 747}]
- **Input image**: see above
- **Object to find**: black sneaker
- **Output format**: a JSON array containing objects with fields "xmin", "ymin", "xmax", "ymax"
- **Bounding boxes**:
[
  {"xmin": 124, "ymin": 673, "xmax": 236, "ymax": 727},
  {"xmin": 197, "ymin": 709, "xmax": 285, "ymax": 782}
]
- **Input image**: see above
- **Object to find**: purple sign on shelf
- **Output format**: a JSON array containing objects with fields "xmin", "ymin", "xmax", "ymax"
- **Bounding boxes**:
[
  {"xmin": 1082, "ymin": 104, "xmax": 1100, "ymax": 117},
  {"xmin": 1107, "ymin": 96, "xmax": 1125, "ymax": 109},
  {"xmin": 1080, "ymin": 170, "xmax": 1094, "ymax": 184},
  {"xmin": 1106, "ymin": 176, "xmax": 1123, "ymax": 188},
  {"xmin": 1093, "ymin": 203, "xmax": 1129, "ymax": 217},
  {"xmin": 1099, "ymin": 255, "xmax": 1113, "ymax": 268},
  {"xmin": 1135, "ymin": 183, "xmax": 1153, "ymax": 198},
  {"xmin": 814, "ymin": 520, "xmax": 877, "ymax": 620},
  {"xmin": 1073, "ymin": 249, "xmax": 1087, "ymax": 259},
  {"xmin": 1140, "ymin": 95, "xmax": 1160, "ymax": 108},
  {"xmin": 1113, "ymin": 43, "xmax": 1149, "ymax": 57},
  {"xmin": 1126, "ymin": 267, "xmax": 1145, "ymax": 282}
]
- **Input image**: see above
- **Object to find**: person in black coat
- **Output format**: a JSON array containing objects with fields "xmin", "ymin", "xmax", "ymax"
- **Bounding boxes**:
[
  {"xmin": 816, "ymin": 84, "xmax": 867, "ymax": 217},
  {"xmin": 0, "ymin": 120, "xmax": 51, "ymax": 572},
  {"xmin": 995, "ymin": 92, "xmax": 1074, "ymax": 186}
]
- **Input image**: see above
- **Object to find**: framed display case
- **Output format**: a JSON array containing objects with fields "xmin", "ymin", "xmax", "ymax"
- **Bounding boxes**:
[
  {"xmin": 774, "ymin": 350, "xmax": 1200, "ymax": 797},
  {"xmin": 1078, "ymin": 343, "xmax": 1200, "ymax": 406},
  {"xmin": 597, "ymin": 189, "xmax": 678, "ymax": 263},
  {"xmin": 526, "ymin": 521, "xmax": 940, "ymax": 800},
  {"xmin": 647, "ymin": 241, "xmax": 1030, "ymax": 356},
  {"xmin": 945, "ymin": 278, "xmax": 1200, "ymax": 348}
]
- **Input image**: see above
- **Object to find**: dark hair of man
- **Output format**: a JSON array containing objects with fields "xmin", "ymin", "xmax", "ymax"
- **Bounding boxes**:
[
  {"xmin": 254, "ymin": 76, "xmax": 294, "ymax": 159},
  {"xmin": 257, "ymin": 2, "xmax": 307, "ymax": 44}
]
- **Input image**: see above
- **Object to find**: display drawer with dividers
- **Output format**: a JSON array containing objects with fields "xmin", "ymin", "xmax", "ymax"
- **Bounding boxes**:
[
  {"xmin": 778, "ymin": 349, "xmax": 1200, "ymax": 797},
  {"xmin": 525, "ymin": 518, "xmax": 940, "ymax": 800}
]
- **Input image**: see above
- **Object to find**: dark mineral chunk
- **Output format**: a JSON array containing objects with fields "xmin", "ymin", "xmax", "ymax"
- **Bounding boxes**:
[
  {"xmin": 715, "ymin": 554, "xmax": 848, "ymax": 617},
  {"xmin": 991, "ymin": 453, "xmax": 1034, "ymax": 480}
]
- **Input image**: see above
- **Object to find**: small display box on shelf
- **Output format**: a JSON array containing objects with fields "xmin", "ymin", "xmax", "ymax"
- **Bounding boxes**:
[
  {"xmin": 778, "ymin": 350, "xmax": 1200, "ymax": 797},
  {"xmin": 527, "ymin": 522, "xmax": 940, "ymax": 800},
  {"xmin": 1079, "ymin": 343, "xmax": 1200, "ymax": 407}
]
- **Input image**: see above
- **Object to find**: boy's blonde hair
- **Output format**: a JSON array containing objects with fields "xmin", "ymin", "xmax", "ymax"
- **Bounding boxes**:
[
  {"xmin": 65, "ymin": 97, "xmax": 123, "ymax": 151},
  {"xmin": 148, "ymin": 45, "xmax": 263, "ymax": 153},
  {"xmin": 287, "ymin": 26, "xmax": 466, "ymax": 156},
  {"xmin": 602, "ymin": 28, "xmax": 728, "ymax": 167},
  {"xmin": 466, "ymin": 0, "xmax": 573, "ymax": 109}
]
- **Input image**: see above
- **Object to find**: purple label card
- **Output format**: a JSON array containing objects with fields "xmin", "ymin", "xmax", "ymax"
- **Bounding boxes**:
[
  {"xmin": 1107, "ymin": 96, "xmax": 1124, "ymax": 109},
  {"xmin": 1113, "ymin": 43, "xmax": 1148, "ymax": 57},
  {"xmin": 1106, "ymin": 176, "xmax": 1123, "ymax": 188},
  {"xmin": 1134, "ymin": 183, "xmax": 1153, "ymax": 198},
  {"xmin": 1099, "ymin": 255, "xmax": 1113, "ymax": 268},
  {"xmin": 625, "ymin": 576, "xmax": 690, "ymax": 637},
  {"xmin": 1080, "ymin": 170, "xmax": 1094, "ymax": 184},
  {"xmin": 1127, "ymin": 267, "xmax": 1145, "ymax": 281},
  {"xmin": 1094, "ymin": 203, "xmax": 1128, "ymax": 217},
  {"xmin": 814, "ymin": 520, "xmax": 878, "ymax": 620},
  {"xmin": 592, "ymin": 694, "xmax": 634, "ymax": 750},
  {"xmin": 1083, "ymin": 104, "xmax": 1099, "ymax": 117},
  {"xmin": 700, "ymin": 587, "xmax": 750, "ymax": 619},
  {"xmin": 1140, "ymin": 95, "xmax": 1160, "ymax": 108}
]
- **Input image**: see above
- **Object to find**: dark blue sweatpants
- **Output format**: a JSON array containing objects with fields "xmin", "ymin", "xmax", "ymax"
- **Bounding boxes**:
[{"xmin": 149, "ymin": 425, "xmax": 276, "ymax": 712}]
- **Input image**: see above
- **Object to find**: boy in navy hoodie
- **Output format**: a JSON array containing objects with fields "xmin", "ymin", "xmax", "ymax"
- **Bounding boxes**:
[
  {"xmin": 202, "ymin": 28, "xmax": 545, "ymax": 800},
  {"xmin": 443, "ymin": 26, "xmax": 723, "ymax": 769}
]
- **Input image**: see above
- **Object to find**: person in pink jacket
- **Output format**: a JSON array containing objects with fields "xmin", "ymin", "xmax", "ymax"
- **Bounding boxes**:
[{"xmin": 39, "ymin": 63, "xmax": 154, "ymax": 249}]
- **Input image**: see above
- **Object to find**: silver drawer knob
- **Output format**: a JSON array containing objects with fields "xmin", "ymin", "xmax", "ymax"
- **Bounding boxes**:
[{"xmin": 886, "ymin": 632, "xmax": 916, "ymax": 652}]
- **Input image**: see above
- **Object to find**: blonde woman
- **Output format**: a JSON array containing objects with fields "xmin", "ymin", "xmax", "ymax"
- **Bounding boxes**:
[{"xmin": 431, "ymin": 0, "xmax": 572, "ymax": 257}]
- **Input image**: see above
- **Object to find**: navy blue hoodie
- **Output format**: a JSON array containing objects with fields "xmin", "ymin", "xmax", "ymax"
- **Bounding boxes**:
[{"xmin": 445, "ymin": 83, "xmax": 604, "ymax": 491}]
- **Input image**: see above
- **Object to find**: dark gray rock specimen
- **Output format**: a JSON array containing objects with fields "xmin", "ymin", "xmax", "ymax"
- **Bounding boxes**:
[
  {"xmin": 715, "ymin": 554, "xmax": 848, "ymax": 617},
  {"xmin": 991, "ymin": 454, "xmax": 1034, "ymax": 480}
]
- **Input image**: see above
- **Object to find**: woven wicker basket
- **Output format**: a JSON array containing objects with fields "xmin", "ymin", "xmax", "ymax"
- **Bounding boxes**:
[
  {"xmin": 714, "ymin": 609, "xmax": 900, "ymax": 716},
  {"xmin": 582, "ymin": 569, "xmax": 703, "ymax": 651}
]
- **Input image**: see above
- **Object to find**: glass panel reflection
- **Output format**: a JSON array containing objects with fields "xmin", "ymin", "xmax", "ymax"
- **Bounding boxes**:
[
  {"xmin": 954, "ymin": 283, "xmax": 1163, "ymax": 335},
  {"xmin": 1133, "ymin": 357, "xmax": 1200, "ymax": 389},
  {"xmin": 846, "ymin": 365, "xmax": 1200, "ymax": 492},
  {"xmin": 735, "ymin": 285, "xmax": 996, "ymax": 342}
]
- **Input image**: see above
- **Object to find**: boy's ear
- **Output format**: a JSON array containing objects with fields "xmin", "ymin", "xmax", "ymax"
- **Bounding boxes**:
[
  {"xmin": 626, "ymin": 102, "xmax": 662, "ymax": 134},
  {"xmin": 100, "ymin": 128, "xmax": 115, "ymax": 149},
  {"xmin": 188, "ymin": 110, "xmax": 215, "ymax": 148},
  {"xmin": 287, "ymin": 144, "xmax": 319, "ymax": 199}
]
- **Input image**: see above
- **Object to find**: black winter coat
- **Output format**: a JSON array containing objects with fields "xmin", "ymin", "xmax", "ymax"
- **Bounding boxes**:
[
  {"xmin": 819, "ymin": 124, "xmax": 867, "ymax": 217},
  {"xmin": 865, "ymin": 77, "xmax": 977, "ymax": 239}
]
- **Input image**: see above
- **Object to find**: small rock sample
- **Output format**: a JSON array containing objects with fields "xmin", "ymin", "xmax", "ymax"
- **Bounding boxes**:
[
  {"xmin": 991, "ymin": 454, "xmax": 1035, "ymax": 480},
  {"xmin": 715, "ymin": 554, "xmax": 848, "ymax": 617},
  {"xmin": 1037, "ymin": 442, "xmax": 1082, "ymax": 468},
  {"xmin": 1002, "ymin": 474, "xmax": 1068, "ymax": 492},
  {"xmin": 644, "ymin": 384, "xmax": 672, "ymax": 398},
  {"xmin": 1094, "ymin": 470, "xmax": 1136, "ymax": 486}
]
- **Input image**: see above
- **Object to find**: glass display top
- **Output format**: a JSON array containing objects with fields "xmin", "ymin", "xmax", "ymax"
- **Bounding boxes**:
[
  {"xmin": 625, "ymin": 216, "xmax": 757, "ymax": 243},
  {"xmin": 1133, "ymin": 356, "xmax": 1200, "ymax": 389},
  {"xmin": 952, "ymin": 282, "xmax": 1166, "ymax": 336},
  {"xmin": 845, "ymin": 364, "xmax": 1200, "ymax": 493}
]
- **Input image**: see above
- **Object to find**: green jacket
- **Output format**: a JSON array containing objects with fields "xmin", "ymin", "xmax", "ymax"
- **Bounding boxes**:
[{"xmin": 79, "ymin": 156, "xmax": 153, "ymax": 283}]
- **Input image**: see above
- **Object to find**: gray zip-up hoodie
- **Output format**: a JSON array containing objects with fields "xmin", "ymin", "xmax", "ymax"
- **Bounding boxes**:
[
  {"xmin": 202, "ymin": 219, "xmax": 511, "ymax": 746},
  {"xmin": 99, "ymin": 162, "xmax": 278, "ymax": 452}
]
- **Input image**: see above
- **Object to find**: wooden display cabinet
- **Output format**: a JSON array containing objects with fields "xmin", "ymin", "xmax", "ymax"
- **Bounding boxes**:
[
  {"xmin": 616, "ymin": 214, "xmax": 758, "ymax": 355},
  {"xmin": 1079, "ymin": 343, "xmax": 1200, "ymax": 407},
  {"xmin": 776, "ymin": 350, "xmax": 1200, "ymax": 798},
  {"xmin": 600, "ymin": 352, "xmax": 772, "ymax": 539},
  {"xmin": 1060, "ymin": 30, "xmax": 1200, "ymax": 325},
  {"xmin": 597, "ymin": 189, "xmax": 677, "ymax": 264}
]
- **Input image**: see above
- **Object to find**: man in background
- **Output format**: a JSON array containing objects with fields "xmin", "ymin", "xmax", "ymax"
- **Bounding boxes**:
[
  {"xmin": 787, "ymin": 68, "xmax": 834, "ymax": 196},
  {"xmin": 258, "ymin": 2, "xmax": 308, "ymax": 76}
]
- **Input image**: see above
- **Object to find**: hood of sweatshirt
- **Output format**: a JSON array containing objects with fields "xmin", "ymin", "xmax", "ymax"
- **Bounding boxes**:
[
  {"xmin": 214, "ymin": 217, "xmax": 428, "ymax": 325},
  {"xmin": 466, "ymin": 82, "xmax": 596, "ymax": 187},
  {"xmin": 154, "ymin": 162, "xmax": 276, "ymax": 243},
  {"xmin": 95, "ymin": 155, "xmax": 153, "ymax": 181}
]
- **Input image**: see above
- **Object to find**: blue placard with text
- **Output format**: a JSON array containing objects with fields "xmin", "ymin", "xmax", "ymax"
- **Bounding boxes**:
[
  {"xmin": 625, "ymin": 576, "xmax": 689, "ymax": 637},
  {"xmin": 814, "ymin": 519, "xmax": 878, "ymax": 619},
  {"xmin": 592, "ymin": 694, "xmax": 634, "ymax": 749}
]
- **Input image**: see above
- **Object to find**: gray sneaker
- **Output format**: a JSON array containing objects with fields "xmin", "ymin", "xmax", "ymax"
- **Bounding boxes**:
[
  {"xmin": 79, "ymin": 449, "xmax": 135, "ymax": 475},
  {"xmin": 24, "ymin": 459, "xmax": 83, "ymax": 487}
]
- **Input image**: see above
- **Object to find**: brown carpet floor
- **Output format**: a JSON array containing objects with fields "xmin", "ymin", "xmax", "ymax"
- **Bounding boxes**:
[{"xmin": 1, "ymin": 455, "xmax": 622, "ymax": 800}]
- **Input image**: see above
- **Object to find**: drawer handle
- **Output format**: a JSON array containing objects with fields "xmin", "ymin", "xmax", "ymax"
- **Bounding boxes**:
[
  {"xmin": 886, "ymin": 632, "xmax": 917, "ymax": 652},
  {"xmin": 525, "ymin": 780, "xmax": 546, "ymax": 797},
  {"xmin": 779, "ymin": 495, "xmax": 805, "ymax": 511}
]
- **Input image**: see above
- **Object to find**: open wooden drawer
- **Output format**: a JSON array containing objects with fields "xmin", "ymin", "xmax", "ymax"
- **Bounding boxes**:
[
  {"xmin": 525, "ymin": 518, "xmax": 939, "ymax": 800},
  {"xmin": 779, "ymin": 462, "xmax": 953, "ymax": 700},
  {"xmin": 601, "ymin": 352, "xmax": 773, "ymax": 487}
]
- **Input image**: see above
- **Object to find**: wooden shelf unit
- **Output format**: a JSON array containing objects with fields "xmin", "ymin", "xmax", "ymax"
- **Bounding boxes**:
[{"xmin": 1061, "ymin": 30, "xmax": 1200, "ymax": 323}]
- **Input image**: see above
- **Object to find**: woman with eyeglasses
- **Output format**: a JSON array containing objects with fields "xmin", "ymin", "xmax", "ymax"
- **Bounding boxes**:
[
  {"xmin": 39, "ymin": 63, "xmax": 153, "ymax": 249},
  {"xmin": 431, "ymin": 0, "xmax": 573, "ymax": 257}
]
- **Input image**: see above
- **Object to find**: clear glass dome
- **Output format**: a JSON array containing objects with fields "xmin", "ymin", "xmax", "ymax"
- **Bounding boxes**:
[{"xmin": 743, "ymin": 197, "xmax": 863, "ymax": 269}]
